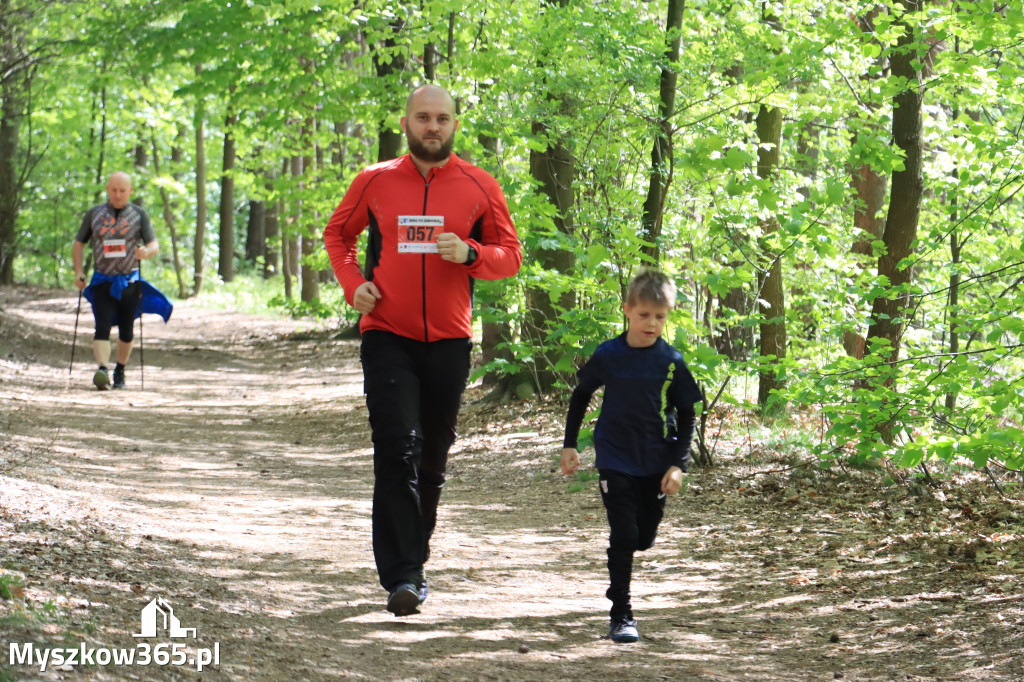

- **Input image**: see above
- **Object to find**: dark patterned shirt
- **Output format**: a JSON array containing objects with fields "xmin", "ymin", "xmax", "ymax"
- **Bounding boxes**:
[
  {"xmin": 563, "ymin": 333, "xmax": 702, "ymax": 476},
  {"xmin": 76, "ymin": 203, "xmax": 155, "ymax": 276}
]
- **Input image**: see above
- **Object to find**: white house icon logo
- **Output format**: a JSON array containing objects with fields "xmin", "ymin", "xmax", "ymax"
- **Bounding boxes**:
[{"xmin": 133, "ymin": 598, "xmax": 197, "ymax": 639}]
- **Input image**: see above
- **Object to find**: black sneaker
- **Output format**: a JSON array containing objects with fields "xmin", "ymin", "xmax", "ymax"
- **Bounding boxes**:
[
  {"xmin": 418, "ymin": 579, "xmax": 429, "ymax": 605},
  {"xmin": 608, "ymin": 617, "xmax": 639, "ymax": 643},
  {"xmin": 93, "ymin": 366, "xmax": 110, "ymax": 391},
  {"xmin": 386, "ymin": 583, "xmax": 420, "ymax": 617},
  {"xmin": 112, "ymin": 366, "xmax": 126, "ymax": 390}
]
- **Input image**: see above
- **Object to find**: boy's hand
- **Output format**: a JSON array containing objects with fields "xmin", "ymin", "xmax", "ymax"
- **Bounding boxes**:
[
  {"xmin": 561, "ymin": 448, "xmax": 580, "ymax": 476},
  {"xmin": 661, "ymin": 466, "xmax": 683, "ymax": 495}
]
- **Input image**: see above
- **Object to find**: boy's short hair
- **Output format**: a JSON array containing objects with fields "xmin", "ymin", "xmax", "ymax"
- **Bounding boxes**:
[{"xmin": 626, "ymin": 269, "xmax": 676, "ymax": 308}]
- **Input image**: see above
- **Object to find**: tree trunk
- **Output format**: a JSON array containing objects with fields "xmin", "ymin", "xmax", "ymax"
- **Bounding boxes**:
[
  {"xmin": 517, "ymin": 0, "xmax": 576, "ymax": 397},
  {"xmin": 282, "ymin": 155, "xmax": 302, "ymax": 299},
  {"xmin": 844, "ymin": 8, "xmax": 889, "ymax": 359},
  {"xmin": 755, "ymin": 104, "xmax": 787, "ymax": 413},
  {"xmin": 300, "ymin": 115, "xmax": 319, "ymax": 304},
  {"xmin": 525, "ymin": 113, "xmax": 574, "ymax": 394},
  {"xmin": 264, "ymin": 159, "xmax": 286, "ymax": 279},
  {"xmin": 0, "ymin": 75, "xmax": 25, "ymax": 285},
  {"xmin": 300, "ymin": 230, "xmax": 318, "ymax": 302},
  {"xmin": 712, "ymin": 62, "xmax": 754, "ymax": 361},
  {"xmin": 373, "ymin": 19, "xmax": 406, "ymax": 163},
  {"xmin": 245, "ymin": 200, "xmax": 266, "ymax": 265},
  {"xmin": 640, "ymin": 0, "xmax": 684, "ymax": 263},
  {"xmin": 92, "ymin": 83, "xmax": 108, "ymax": 202},
  {"xmin": 193, "ymin": 66, "xmax": 208, "ymax": 296},
  {"xmin": 150, "ymin": 134, "xmax": 188, "ymax": 298},
  {"xmin": 476, "ymin": 129, "xmax": 513, "ymax": 388},
  {"xmin": 424, "ymin": 40, "xmax": 437, "ymax": 81},
  {"xmin": 218, "ymin": 109, "xmax": 237, "ymax": 282},
  {"xmin": 864, "ymin": 0, "xmax": 926, "ymax": 442},
  {"xmin": 842, "ymin": 157, "xmax": 887, "ymax": 360},
  {"xmin": 944, "ymin": 221, "xmax": 961, "ymax": 413},
  {"xmin": 132, "ymin": 140, "xmax": 147, "ymax": 208}
]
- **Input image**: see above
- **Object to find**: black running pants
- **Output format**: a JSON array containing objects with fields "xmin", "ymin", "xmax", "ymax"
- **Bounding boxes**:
[
  {"xmin": 360, "ymin": 330, "xmax": 471, "ymax": 592},
  {"xmin": 599, "ymin": 469, "xmax": 666, "ymax": 619}
]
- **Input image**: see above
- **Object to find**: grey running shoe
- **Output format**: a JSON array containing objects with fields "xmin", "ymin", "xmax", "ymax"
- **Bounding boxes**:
[
  {"xmin": 386, "ymin": 583, "xmax": 420, "ymax": 617},
  {"xmin": 93, "ymin": 366, "xmax": 110, "ymax": 391},
  {"xmin": 608, "ymin": 617, "xmax": 639, "ymax": 643},
  {"xmin": 113, "ymin": 365, "xmax": 126, "ymax": 390}
]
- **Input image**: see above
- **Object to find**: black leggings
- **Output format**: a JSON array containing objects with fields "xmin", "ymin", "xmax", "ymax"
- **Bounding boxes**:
[
  {"xmin": 599, "ymin": 469, "xmax": 667, "ymax": 619},
  {"xmin": 92, "ymin": 281, "xmax": 141, "ymax": 343},
  {"xmin": 360, "ymin": 329, "xmax": 472, "ymax": 592}
]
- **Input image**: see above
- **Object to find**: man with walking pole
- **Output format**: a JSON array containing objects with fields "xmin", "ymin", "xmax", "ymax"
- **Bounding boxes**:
[{"xmin": 72, "ymin": 171, "xmax": 172, "ymax": 390}]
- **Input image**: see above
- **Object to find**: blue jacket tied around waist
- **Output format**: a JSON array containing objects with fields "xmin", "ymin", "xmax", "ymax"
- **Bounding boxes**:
[{"xmin": 84, "ymin": 271, "xmax": 174, "ymax": 324}]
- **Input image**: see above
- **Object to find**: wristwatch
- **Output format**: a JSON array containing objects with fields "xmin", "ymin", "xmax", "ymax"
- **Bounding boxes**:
[{"xmin": 465, "ymin": 246, "xmax": 478, "ymax": 266}]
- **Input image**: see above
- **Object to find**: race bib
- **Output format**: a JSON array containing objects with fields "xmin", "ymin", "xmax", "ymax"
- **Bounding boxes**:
[
  {"xmin": 103, "ymin": 239, "xmax": 127, "ymax": 258},
  {"xmin": 397, "ymin": 215, "xmax": 444, "ymax": 253}
]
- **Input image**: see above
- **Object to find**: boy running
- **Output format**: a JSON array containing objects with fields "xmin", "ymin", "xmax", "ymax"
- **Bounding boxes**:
[{"xmin": 561, "ymin": 270, "xmax": 701, "ymax": 643}]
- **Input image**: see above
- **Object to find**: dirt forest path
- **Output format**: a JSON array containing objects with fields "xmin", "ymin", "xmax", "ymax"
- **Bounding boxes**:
[{"xmin": 1, "ymin": 286, "xmax": 1023, "ymax": 682}]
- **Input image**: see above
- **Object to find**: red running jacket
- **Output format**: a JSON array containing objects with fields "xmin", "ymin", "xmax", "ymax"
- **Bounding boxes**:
[{"xmin": 323, "ymin": 153, "xmax": 522, "ymax": 342}]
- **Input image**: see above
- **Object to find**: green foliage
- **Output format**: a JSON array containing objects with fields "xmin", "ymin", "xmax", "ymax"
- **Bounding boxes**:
[{"xmin": 4, "ymin": 0, "xmax": 1024, "ymax": 475}]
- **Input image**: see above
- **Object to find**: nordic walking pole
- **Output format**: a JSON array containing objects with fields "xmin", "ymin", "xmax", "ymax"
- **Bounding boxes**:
[
  {"xmin": 69, "ymin": 288, "xmax": 83, "ymax": 375},
  {"xmin": 137, "ymin": 260, "xmax": 145, "ymax": 391}
]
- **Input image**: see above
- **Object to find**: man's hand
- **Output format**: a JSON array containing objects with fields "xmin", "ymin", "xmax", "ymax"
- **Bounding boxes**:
[
  {"xmin": 134, "ymin": 246, "xmax": 149, "ymax": 260},
  {"xmin": 75, "ymin": 273, "xmax": 87, "ymax": 291},
  {"xmin": 353, "ymin": 281, "xmax": 382, "ymax": 315},
  {"xmin": 436, "ymin": 232, "xmax": 469, "ymax": 263},
  {"xmin": 661, "ymin": 466, "xmax": 683, "ymax": 496},
  {"xmin": 561, "ymin": 448, "xmax": 580, "ymax": 476}
]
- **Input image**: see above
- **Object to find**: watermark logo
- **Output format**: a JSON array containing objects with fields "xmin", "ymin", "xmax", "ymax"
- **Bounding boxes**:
[
  {"xmin": 9, "ymin": 597, "xmax": 220, "ymax": 673},
  {"xmin": 134, "ymin": 597, "xmax": 197, "ymax": 638}
]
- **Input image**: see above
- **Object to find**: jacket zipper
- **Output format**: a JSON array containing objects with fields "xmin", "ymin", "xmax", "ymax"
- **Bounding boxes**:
[{"xmin": 421, "ymin": 176, "xmax": 431, "ymax": 343}]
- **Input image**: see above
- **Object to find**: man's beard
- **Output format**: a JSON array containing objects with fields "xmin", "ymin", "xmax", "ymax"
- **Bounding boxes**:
[{"xmin": 406, "ymin": 129, "xmax": 454, "ymax": 163}]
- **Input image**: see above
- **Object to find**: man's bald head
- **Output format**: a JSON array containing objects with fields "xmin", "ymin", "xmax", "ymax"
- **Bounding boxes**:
[
  {"xmin": 401, "ymin": 85, "xmax": 459, "ymax": 169},
  {"xmin": 106, "ymin": 172, "xmax": 134, "ymax": 209},
  {"xmin": 405, "ymin": 85, "xmax": 456, "ymax": 118}
]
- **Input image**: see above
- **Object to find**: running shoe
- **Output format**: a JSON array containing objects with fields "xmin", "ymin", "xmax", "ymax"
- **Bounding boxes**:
[
  {"xmin": 386, "ymin": 583, "xmax": 420, "ymax": 617},
  {"xmin": 608, "ymin": 617, "xmax": 640, "ymax": 643}
]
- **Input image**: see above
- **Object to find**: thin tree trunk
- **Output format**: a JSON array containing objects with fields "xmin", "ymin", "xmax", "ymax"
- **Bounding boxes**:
[
  {"xmin": 640, "ymin": 0, "xmax": 685, "ymax": 263},
  {"xmin": 218, "ymin": 109, "xmax": 237, "ymax": 282},
  {"xmin": 755, "ymin": 104, "xmax": 786, "ymax": 413},
  {"xmin": 944, "ymin": 221, "xmax": 961, "ymax": 412},
  {"xmin": 300, "ymin": 114, "xmax": 318, "ymax": 303},
  {"xmin": 132, "ymin": 136, "xmax": 147, "ymax": 209},
  {"xmin": 264, "ymin": 159, "xmax": 286, "ymax": 279},
  {"xmin": 93, "ymin": 81, "xmax": 108, "ymax": 203},
  {"xmin": 282, "ymin": 155, "xmax": 302, "ymax": 300},
  {"xmin": 150, "ymin": 134, "xmax": 187, "ymax": 298},
  {"xmin": 476, "ymin": 130, "xmax": 513, "ymax": 389},
  {"xmin": 944, "ymin": 49, "xmax": 966, "ymax": 414},
  {"xmin": 193, "ymin": 65, "xmax": 208, "ymax": 296}
]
